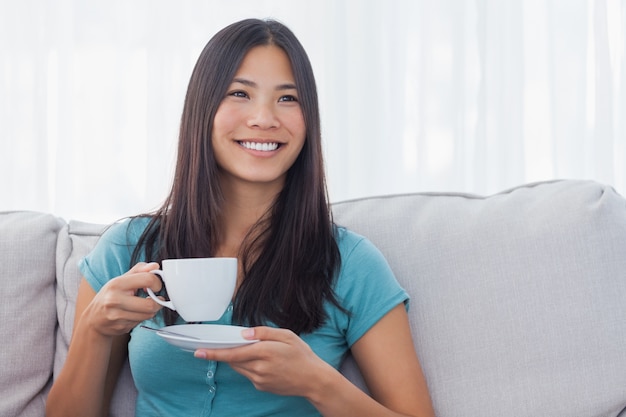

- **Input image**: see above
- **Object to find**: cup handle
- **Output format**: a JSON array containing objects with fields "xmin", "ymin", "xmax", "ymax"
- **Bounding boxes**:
[{"xmin": 146, "ymin": 270, "xmax": 176, "ymax": 311}]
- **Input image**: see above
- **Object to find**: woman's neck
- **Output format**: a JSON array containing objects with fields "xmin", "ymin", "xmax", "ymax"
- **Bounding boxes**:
[{"xmin": 216, "ymin": 179, "xmax": 281, "ymax": 257}]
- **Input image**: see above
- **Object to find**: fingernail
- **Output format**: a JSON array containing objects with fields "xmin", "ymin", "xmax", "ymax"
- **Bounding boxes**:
[
  {"xmin": 194, "ymin": 350, "xmax": 207, "ymax": 359},
  {"xmin": 242, "ymin": 328, "xmax": 255, "ymax": 339}
]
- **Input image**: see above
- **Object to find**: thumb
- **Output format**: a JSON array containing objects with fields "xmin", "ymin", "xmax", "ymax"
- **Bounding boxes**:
[
  {"xmin": 241, "ymin": 327, "xmax": 257, "ymax": 340},
  {"xmin": 129, "ymin": 262, "xmax": 160, "ymax": 273},
  {"xmin": 241, "ymin": 326, "xmax": 286, "ymax": 342}
]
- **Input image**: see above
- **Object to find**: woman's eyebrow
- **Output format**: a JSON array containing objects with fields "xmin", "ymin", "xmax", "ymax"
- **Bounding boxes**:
[
  {"xmin": 276, "ymin": 83, "xmax": 297, "ymax": 91},
  {"xmin": 232, "ymin": 78, "xmax": 297, "ymax": 91},
  {"xmin": 232, "ymin": 77, "xmax": 256, "ymax": 87}
]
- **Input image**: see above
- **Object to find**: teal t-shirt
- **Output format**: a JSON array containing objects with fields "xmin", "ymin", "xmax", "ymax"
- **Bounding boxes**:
[{"xmin": 80, "ymin": 217, "xmax": 409, "ymax": 416}]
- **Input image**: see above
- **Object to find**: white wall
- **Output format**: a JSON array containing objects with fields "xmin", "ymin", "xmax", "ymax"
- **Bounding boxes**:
[{"xmin": 1, "ymin": 0, "xmax": 624, "ymax": 223}]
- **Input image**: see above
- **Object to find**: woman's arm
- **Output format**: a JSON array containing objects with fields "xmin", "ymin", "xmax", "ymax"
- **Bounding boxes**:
[
  {"xmin": 46, "ymin": 263, "xmax": 163, "ymax": 417},
  {"xmin": 343, "ymin": 303, "xmax": 434, "ymax": 416},
  {"xmin": 299, "ymin": 304, "xmax": 433, "ymax": 417}
]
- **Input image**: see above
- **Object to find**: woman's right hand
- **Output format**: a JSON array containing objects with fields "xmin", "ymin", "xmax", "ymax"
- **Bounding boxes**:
[
  {"xmin": 47, "ymin": 262, "xmax": 165, "ymax": 417},
  {"xmin": 80, "ymin": 262, "xmax": 164, "ymax": 337}
]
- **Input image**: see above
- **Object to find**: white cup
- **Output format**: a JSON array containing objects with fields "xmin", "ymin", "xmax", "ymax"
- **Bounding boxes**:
[{"xmin": 146, "ymin": 257, "xmax": 237, "ymax": 322}]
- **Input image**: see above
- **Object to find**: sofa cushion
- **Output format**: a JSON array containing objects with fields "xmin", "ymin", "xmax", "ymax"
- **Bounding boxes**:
[
  {"xmin": 332, "ymin": 180, "xmax": 626, "ymax": 417},
  {"xmin": 55, "ymin": 220, "xmax": 137, "ymax": 417},
  {"xmin": 0, "ymin": 211, "xmax": 64, "ymax": 417}
]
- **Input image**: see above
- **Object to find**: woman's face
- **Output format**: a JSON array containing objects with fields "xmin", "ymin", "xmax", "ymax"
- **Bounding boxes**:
[{"xmin": 212, "ymin": 45, "xmax": 306, "ymax": 192}]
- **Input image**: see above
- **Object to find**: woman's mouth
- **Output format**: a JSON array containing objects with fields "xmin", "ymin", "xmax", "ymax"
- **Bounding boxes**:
[{"xmin": 238, "ymin": 141, "xmax": 280, "ymax": 152}]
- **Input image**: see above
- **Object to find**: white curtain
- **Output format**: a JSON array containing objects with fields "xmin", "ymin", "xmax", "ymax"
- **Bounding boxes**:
[{"xmin": 1, "ymin": 0, "xmax": 624, "ymax": 223}]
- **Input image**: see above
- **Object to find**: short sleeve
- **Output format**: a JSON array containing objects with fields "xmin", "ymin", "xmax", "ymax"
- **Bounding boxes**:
[
  {"xmin": 333, "ymin": 228, "xmax": 409, "ymax": 347},
  {"xmin": 79, "ymin": 217, "xmax": 150, "ymax": 292}
]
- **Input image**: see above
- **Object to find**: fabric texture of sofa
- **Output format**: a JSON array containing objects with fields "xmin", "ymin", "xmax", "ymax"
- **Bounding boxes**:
[{"xmin": 1, "ymin": 179, "xmax": 626, "ymax": 416}]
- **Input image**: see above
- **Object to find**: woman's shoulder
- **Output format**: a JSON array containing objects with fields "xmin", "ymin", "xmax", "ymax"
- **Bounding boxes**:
[
  {"xmin": 333, "ymin": 225, "xmax": 394, "ymax": 280},
  {"xmin": 80, "ymin": 216, "xmax": 154, "ymax": 289},
  {"xmin": 334, "ymin": 225, "xmax": 380, "ymax": 258},
  {"xmin": 99, "ymin": 215, "xmax": 153, "ymax": 246},
  {"xmin": 330, "ymin": 225, "xmax": 408, "ymax": 343}
]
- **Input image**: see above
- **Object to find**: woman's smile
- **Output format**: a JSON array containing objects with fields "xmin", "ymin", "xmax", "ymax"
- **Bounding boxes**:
[{"xmin": 237, "ymin": 140, "xmax": 281, "ymax": 152}]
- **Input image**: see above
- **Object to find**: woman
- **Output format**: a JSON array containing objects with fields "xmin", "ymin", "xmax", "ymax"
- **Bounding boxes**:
[{"xmin": 47, "ymin": 18, "xmax": 434, "ymax": 416}]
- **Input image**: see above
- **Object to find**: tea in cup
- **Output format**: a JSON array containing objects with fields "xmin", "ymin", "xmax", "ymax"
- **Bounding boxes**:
[{"xmin": 146, "ymin": 257, "xmax": 237, "ymax": 322}]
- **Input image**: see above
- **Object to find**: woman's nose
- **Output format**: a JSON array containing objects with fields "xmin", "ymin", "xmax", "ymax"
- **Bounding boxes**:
[{"xmin": 247, "ymin": 102, "xmax": 279, "ymax": 129}]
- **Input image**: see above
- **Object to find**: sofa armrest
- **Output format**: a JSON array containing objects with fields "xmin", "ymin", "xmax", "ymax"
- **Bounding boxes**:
[
  {"xmin": 0, "ymin": 211, "xmax": 64, "ymax": 417},
  {"xmin": 54, "ymin": 220, "xmax": 137, "ymax": 417}
]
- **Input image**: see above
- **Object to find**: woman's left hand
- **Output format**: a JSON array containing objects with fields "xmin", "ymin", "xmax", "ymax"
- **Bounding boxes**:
[{"xmin": 194, "ymin": 326, "xmax": 332, "ymax": 397}]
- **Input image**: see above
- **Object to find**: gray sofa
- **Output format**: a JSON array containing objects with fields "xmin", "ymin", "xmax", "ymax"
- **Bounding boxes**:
[{"xmin": 2, "ymin": 179, "xmax": 626, "ymax": 417}]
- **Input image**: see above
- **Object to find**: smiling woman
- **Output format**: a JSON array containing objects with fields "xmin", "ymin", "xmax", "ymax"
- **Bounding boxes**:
[{"xmin": 46, "ymin": 18, "xmax": 435, "ymax": 417}]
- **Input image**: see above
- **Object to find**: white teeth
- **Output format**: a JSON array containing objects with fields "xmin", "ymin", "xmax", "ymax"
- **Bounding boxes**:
[{"xmin": 240, "ymin": 141, "xmax": 279, "ymax": 151}]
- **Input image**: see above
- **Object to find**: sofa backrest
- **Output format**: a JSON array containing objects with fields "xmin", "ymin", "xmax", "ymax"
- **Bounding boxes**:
[
  {"xmin": 2, "ymin": 179, "xmax": 626, "ymax": 417},
  {"xmin": 332, "ymin": 179, "xmax": 626, "ymax": 416}
]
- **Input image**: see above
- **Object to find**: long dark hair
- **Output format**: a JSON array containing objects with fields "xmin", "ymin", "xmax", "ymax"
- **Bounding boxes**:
[{"xmin": 131, "ymin": 19, "xmax": 341, "ymax": 334}]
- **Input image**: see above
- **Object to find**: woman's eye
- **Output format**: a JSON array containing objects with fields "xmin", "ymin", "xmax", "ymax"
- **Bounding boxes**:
[
  {"xmin": 278, "ymin": 95, "xmax": 298, "ymax": 103},
  {"xmin": 229, "ymin": 91, "xmax": 248, "ymax": 98}
]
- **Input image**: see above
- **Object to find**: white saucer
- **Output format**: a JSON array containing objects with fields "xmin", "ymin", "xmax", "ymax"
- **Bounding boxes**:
[{"xmin": 156, "ymin": 324, "xmax": 258, "ymax": 351}]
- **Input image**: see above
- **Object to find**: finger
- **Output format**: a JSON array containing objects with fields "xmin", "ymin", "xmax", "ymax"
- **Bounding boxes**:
[
  {"xmin": 241, "ymin": 327, "xmax": 256, "ymax": 340},
  {"xmin": 244, "ymin": 326, "xmax": 295, "ymax": 343},
  {"xmin": 121, "ymin": 294, "xmax": 164, "ymax": 314},
  {"xmin": 193, "ymin": 327, "xmax": 295, "ymax": 362},
  {"xmin": 109, "ymin": 270, "xmax": 163, "ymax": 294},
  {"xmin": 98, "ymin": 282, "xmax": 163, "ymax": 315},
  {"xmin": 131, "ymin": 263, "xmax": 163, "ymax": 293},
  {"xmin": 142, "ymin": 271, "xmax": 164, "ymax": 293},
  {"xmin": 196, "ymin": 327, "xmax": 291, "ymax": 359},
  {"xmin": 128, "ymin": 262, "xmax": 160, "ymax": 273},
  {"xmin": 193, "ymin": 327, "xmax": 282, "ymax": 359},
  {"xmin": 194, "ymin": 342, "xmax": 263, "ymax": 363}
]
